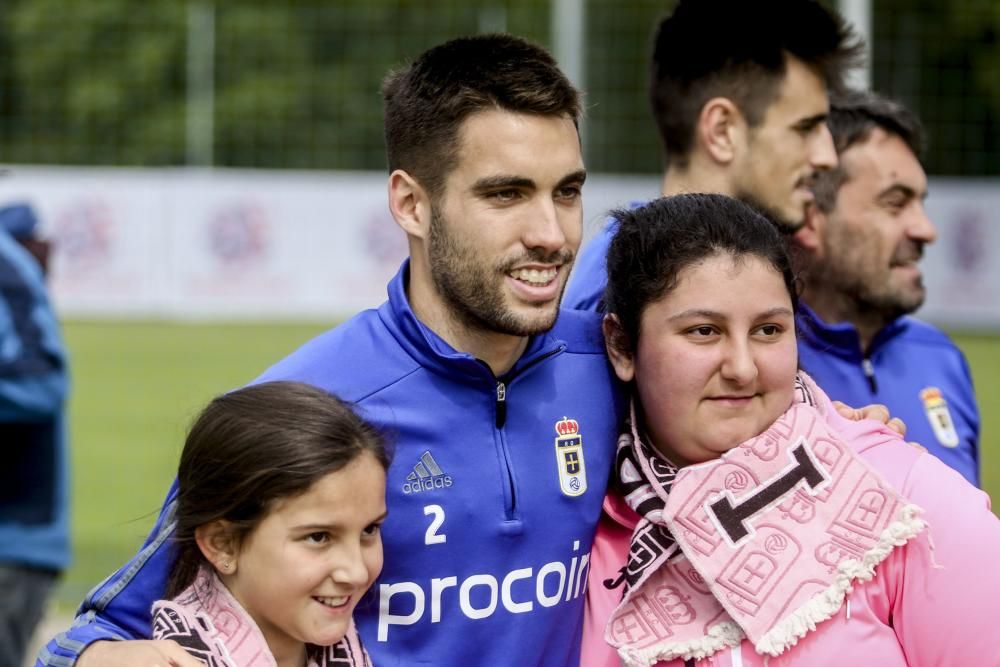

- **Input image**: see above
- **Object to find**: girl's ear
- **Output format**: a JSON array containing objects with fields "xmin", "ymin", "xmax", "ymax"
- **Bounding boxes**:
[
  {"xmin": 603, "ymin": 314, "xmax": 636, "ymax": 383},
  {"xmin": 195, "ymin": 520, "xmax": 240, "ymax": 576}
]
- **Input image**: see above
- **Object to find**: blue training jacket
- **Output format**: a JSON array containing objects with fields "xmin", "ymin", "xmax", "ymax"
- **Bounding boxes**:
[
  {"xmin": 0, "ymin": 230, "xmax": 70, "ymax": 574},
  {"xmin": 565, "ymin": 217, "xmax": 980, "ymax": 487},
  {"xmin": 796, "ymin": 303, "xmax": 979, "ymax": 486},
  {"xmin": 40, "ymin": 261, "xmax": 624, "ymax": 667}
]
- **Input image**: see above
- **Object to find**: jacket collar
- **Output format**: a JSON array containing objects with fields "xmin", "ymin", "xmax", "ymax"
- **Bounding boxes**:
[
  {"xmin": 796, "ymin": 302, "xmax": 908, "ymax": 359},
  {"xmin": 377, "ymin": 260, "xmax": 566, "ymax": 382}
]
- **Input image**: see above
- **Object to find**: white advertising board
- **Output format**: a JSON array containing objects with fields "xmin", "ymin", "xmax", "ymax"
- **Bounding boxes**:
[
  {"xmin": 0, "ymin": 167, "xmax": 406, "ymax": 320},
  {"xmin": 581, "ymin": 175, "xmax": 1000, "ymax": 331},
  {"xmin": 0, "ymin": 168, "xmax": 996, "ymax": 329}
]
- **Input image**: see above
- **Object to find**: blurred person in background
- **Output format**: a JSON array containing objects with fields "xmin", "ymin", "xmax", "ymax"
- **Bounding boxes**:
[
  {"xmin": 792, "ymin": 90, "xmax": 980, "ymax": 486},
  {"xmin": 0, "ymin": 203, "xmax": 69, "ymax": 667},
  {"xmin": 564, "ymin": 0, "xmax": 975, "ymax": 490},
  {"xmin": 565, "ymin": 0, "xmax": 862, "ymax": 310}
]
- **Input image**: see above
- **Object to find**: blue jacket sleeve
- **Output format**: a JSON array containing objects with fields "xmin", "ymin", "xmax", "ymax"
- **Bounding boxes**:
[{"xmin": 36, "ymin": 481, "xmax": 180, "ymax": 666}]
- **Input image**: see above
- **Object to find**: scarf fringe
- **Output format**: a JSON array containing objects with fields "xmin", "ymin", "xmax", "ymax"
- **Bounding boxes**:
[
  {"xmin": 615, "ymin": 504, "xmax": 926, "ymax": 665},
  {"xmin": 754, "ymin": 504, "xmax": 926, "ymax": 657},
  {"xmin": 619, "ymin": 621, "xmax": 745, "ymax": 667}
]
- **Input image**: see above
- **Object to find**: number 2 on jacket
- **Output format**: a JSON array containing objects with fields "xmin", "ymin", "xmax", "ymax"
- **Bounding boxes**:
[{"xmin": 424, "ymin": 504, "xmax": 447, "ymax": 544}]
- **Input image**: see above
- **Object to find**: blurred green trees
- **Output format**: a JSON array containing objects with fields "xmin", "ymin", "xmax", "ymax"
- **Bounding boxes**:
[
  {"xmin": 0, "ymin": 0, "xmax": 997, "ymax": 175},
  {"xmin": 0, "ymin": 1, "xmax": 549, "ymax": 169},
  {"xmin": 873, "ymin": 0, "xmax": 1000, "ymax": 174}
]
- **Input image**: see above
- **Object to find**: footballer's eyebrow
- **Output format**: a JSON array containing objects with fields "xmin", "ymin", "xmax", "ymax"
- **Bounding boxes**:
[
  {"xmin": 557, "ymin": 169, "xmax": 588, "ymax": 187},
  {"xmin": 470, "ymin": 169, "xmax": 586, "ymax": 196},
  {"xmin": 470, "ymin": 175, "xmax": 536, "ymax": 195},
  {"xmin": 794, "ymin": 112, "xmax": 828, "ymax": 130},
  {"xmin": 876, "ymin": 183, "xmax": 927, "ymax": 202}
]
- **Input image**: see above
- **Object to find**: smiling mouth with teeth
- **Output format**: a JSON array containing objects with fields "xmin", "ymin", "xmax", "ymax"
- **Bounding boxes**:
[
  {"xmin": 315, "ymin": 595, "xmax": 350, "ymax": 608},
  {"xmin": 510, "ymin": 267, "xmax": 558, "ymax": 285}
]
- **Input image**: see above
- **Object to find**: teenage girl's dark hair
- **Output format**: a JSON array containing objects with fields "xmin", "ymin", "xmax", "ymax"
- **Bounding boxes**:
[
  {"xmin": 604, "ymin": 193, "xmax": 798, "ymax": 356},
  {"xmin": 166, "ymin": 381, "xmax": 390, "ymax": 598}
]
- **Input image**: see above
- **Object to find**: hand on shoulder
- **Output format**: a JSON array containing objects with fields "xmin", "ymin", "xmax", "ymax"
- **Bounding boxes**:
[{"xmin": 832, "ymin": 400, "xmax": 908, "ymax": 438}]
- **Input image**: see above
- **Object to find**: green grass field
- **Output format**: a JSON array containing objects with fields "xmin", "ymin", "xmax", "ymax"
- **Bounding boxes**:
[
  {"xmin": 50, "ymin": 320, "xmax": 1000, "ymax": 609},
  {"xmin": 56, "ymin": 320, "xmax": 332, "ymax": 606}
]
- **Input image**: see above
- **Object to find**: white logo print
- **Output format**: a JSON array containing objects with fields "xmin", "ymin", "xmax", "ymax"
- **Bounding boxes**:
[
  {"xmin": 377, "ymin": 540, "xmax": 589, "ymax": 641},
  {"xmin": 403, "ymin": 451, "xmax": 453, "ymax": 494}
]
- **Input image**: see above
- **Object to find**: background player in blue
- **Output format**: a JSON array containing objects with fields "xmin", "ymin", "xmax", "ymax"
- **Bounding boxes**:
[
  {"xmin": 0, "ymin": 203, "xmax": 70, "ymax": 667},
  {"xmin": 793, "ymin": 90, "xmax": 980, "ymax": 486},
  {"xmin": 565, "ymin": 0, "xmax": 862, "ymax": 311},
  {"xmin": 39, "ymin": 34, "xmax": 623, "ymax": 666}
]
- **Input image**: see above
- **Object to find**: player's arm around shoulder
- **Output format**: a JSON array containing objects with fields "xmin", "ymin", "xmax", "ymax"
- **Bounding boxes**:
[{"xmin": 37, "ymin": 484, "xmax": 182, "ymax": 665}]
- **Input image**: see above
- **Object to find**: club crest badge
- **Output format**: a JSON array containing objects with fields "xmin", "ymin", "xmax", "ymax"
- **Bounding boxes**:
[
  {"xmin": 554, "ymin": 416, "xmax": 587, "ymax": 497},
  {"xmin": 920, "ymin": 387, "xmax": 960, "ymax": 448}
]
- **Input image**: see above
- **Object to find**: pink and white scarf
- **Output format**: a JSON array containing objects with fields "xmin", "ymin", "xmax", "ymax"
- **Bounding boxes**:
[
  {"xmin": 152, "ymin": 567, "xmax": 371, "ymax": 667},
  {"xmin": 604, "ymin": 373, "xmax": 925, "ymax": 666}
]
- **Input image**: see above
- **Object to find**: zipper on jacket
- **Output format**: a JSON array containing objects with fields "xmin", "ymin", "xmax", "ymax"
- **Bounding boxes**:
[
  {"xmin": 492, "ymin": 346, "xmax": 562, "ymax": 429},
  {"xmin": 862, "ymin": 357, "xmax": 878, "ymax": 394},
  {"xmin": 495, "ymin": 381, "xmax": 507, "ymax": 429},
  {"xmin": 483, "ymin": 345, "xmax": 564, "ymax": 520}
]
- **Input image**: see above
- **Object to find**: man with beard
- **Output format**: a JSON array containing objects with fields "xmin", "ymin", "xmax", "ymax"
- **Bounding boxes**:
[
  {"xmin": 793, "ymin": 90, "xmax": 980, "ymax": 485},
  {"xmin": 564, "ymin": 0, "xmax": 862, "ymax": 310},
  {"xmin": 40, "ymin": 34, "xmax": 623, "ymax": 667}
]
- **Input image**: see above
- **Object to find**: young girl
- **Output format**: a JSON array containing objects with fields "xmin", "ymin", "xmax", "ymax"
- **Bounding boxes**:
[{"xmin": 152, "ymin": 381, "xmax": 389, "ymax": 667}]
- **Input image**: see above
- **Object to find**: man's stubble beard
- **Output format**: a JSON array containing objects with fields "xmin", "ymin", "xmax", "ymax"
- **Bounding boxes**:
[
  {"xmin": 734, "ymin": 189, "xmax": 804, "ymax": 234},
  {"xmin": 427, "ymin": 208, "xmax": 573, "ymax": 338},
  {"xmin": 807, "ymin": 234, "xmax": 927, "ymax": 326}
]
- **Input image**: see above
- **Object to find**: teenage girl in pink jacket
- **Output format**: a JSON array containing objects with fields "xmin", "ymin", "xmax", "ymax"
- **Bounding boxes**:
[{"xmin": 582, "ymin": 195, "xmax": 1000, "ymax": 667}]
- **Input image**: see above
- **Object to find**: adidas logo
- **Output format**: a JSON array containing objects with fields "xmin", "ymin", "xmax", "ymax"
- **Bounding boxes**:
[{"xmin": 402, "ymin": 451, "xmax": 453, "ymax": 494}]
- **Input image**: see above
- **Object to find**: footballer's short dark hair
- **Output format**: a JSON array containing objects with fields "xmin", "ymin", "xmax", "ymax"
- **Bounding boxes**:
[
  {"xmin": 812, "ymin": 89, "xmax": 926, "ymax": 212},
  {"xmin": 650, "ymin": 0, "xmax": 862, "ymax": 169},
  {"xmin": 382, "ymin": 33, "xmax": 582, "ymax": 199}
]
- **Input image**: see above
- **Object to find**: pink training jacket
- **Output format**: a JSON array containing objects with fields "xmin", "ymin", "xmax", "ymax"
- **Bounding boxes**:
[{"xmin": 583, "ymin": 409, "xmax": 1000, "ymax": 667}]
